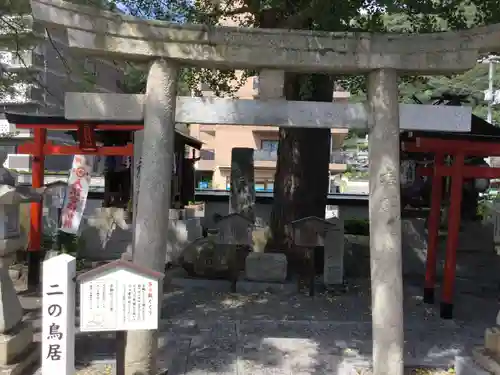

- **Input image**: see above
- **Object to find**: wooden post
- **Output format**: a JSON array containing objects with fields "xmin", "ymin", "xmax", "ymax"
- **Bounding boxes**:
[
  {"xmin": 28, "ymin": 128, "xmax": 46, "ymax": 288},
  {"xmin": 42, "ymin": 254, "xmax": 76, "ymax": 375},
  {"xmin": 440, "ymin": 153, "xmax": 465, "ymax": 319},
  {"xmin": 424, "ymin": 153, "xmax": 445, "ymax": 304}
]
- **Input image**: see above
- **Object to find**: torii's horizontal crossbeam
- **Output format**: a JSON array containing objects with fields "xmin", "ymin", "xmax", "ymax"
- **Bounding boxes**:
[
  {"xmin": 65, "ymin": 93, "xmax": 472, "ymax": 133},
  {"xmin": 31, "ymin": 0, "xmax": 500, "ymax": 74},
  {"xmin": 18, "ymin": 142, "xmax": 134, "ymax": 156}
]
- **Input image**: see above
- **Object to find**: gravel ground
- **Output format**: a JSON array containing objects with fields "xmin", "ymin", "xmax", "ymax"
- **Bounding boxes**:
[
  {"xmin": 46, "ymin": 278, "xmax": 494, "ymax": 375},
  {"xmin": 21, "ymin": 243, "xmax": 498, "ymax": 375}
]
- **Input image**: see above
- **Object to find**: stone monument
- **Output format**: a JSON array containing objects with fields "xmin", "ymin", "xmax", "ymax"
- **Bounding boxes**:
[
  {"xmin": 213, "ymin": 213, "xmax": 253, "ymax": 289},
  {"xmin": 245, "ymin": 252, "xmax": 287, "ymax": 282},
  {"xmin": 166, "ymin": 208, "xmax": 202, "ymax": 266},
  {"xmin": 291, "ymin": 216, "xmax": 339, "ymax": 295},
  {"xmin": 229, "ymin": 148, "xmax": 256, "ymax": 223},
  {"xmin": 323, "ymin": 217, "xmax": 345, "ymax": 287}
]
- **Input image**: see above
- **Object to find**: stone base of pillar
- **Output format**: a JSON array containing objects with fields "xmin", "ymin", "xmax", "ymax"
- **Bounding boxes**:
[
  {"xmin": 0, "ymin": 346, "xmax": 39, "ymax": 375},
  {"xmin": 470, "ymin": 327, "xmax": 500, "ymax": 374},
  {"xmin": 0, "ymin": 321, "xmax": 36, "ymax": 362},
  {"xmin": 0, "ymin": 323, "xmax": 39, "ymax": 375},
  {"xmin": 0, "ymin": 239, "xmax": 24, "ymax": 258},
  {"xmin": 0, "ymin": 235, "xmax": 38, "ymax": 375},
  {"xmin": 473, "ymin": 346, "xmax": 500, "ymax": 374}
]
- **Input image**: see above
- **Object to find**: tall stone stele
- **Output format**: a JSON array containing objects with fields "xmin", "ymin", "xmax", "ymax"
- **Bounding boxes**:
[
  {"xmin": 229, "ymin": 148, "xmax": 256, "ymax": 223},
  {"xmin": 0, "ymin": 153, "xmax": 50, "ymax": 373}
]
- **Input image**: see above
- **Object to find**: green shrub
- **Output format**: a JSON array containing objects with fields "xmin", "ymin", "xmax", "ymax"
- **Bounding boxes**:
[{"xmin": 344, "ymin": 219, "xmax": 369, "ymax": 236}]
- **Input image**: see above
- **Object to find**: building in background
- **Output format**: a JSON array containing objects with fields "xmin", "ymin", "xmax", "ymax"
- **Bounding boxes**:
[
  {"xmin": 190, "ymin": 76, "xmax": 349, "ymax": 191},
  {"xmin": 0, "ymin": 11, "xmax": 125, "ymax": 174}
]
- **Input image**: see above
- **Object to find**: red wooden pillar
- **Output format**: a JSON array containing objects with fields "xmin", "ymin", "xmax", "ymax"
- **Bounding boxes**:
[
  {"xmin": 423, "ymin": 153, "xmax": 444, "ymax": 304},
  {"xmin": 27, "ymin": 128, "xmax": 46, "ymax": 288},
  {"xmin": 440, "ymin": 152, "xmax": 465, "ymax": 319}
]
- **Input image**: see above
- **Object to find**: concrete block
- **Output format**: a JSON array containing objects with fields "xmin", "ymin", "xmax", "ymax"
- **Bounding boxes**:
[
  {"xmin": 0, "ymin": 239, "xmax": 24, "ymax": 258},
  {"xmin": 473, "ymin": 347, "xmax": 500, "ymax": 375},
  {"xmin": 0, "ymin": 268, "xmax": 22, "ymax": 333},
  {"xmin": 0, "ymin": 343, "xmax": 39, "ymax": 375},
  {"xmin": 0, "ymin": 322, "xmax": 33, "ymax": 365},
  {"xmin": 455, "ymin": 356, "xmax": 490, "ymax": 375},
  {"xmin": 485, "ymin": 327, "xmax": 500, "ymax": 353},
  {"xmin": 245, "ymin": 252, "xmax": 287, "ymax": 282}
]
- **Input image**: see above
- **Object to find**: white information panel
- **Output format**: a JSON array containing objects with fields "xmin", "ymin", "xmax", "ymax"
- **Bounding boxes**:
[{"xmin": 79, "ymin": 268, "xmax": 159, "ymax": 332}]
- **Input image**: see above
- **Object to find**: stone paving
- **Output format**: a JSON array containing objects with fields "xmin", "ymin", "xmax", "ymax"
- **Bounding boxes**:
[{"xmin": 24, "ymin": 277, "xmax": 498, "ymax": 374}]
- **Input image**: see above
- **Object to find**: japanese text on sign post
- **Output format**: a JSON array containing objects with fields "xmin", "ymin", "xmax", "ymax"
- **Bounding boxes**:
[
  {"xmin": 60, "ymin": 155, "xmax": 93, "ymax": 234},
  {"xmin": 79, "ymin": 267, "xmax": 159, "ymax": 332},
  {"xmin": 42, "ymin": 254, "xmax": 76, "ymax": 375}
]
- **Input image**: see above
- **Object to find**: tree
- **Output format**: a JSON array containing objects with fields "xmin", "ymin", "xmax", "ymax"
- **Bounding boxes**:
[
  {"xmin": 116, "ymin": 0, "xmax": 389, "ymax": 258},
  {"xmin": 0, "ymin": 0, "xmax": 41, "ymax": 101},
  {"xmin": 398, "ymin": 63, "xmax": 500, "ymax": 124},
  {"xmin": 113, "ymin": 0, "xmax": 500, "ymax": 257},
  {"xmin": 0, "ymin": 0, "xmax": 117, "ymax": 101}
]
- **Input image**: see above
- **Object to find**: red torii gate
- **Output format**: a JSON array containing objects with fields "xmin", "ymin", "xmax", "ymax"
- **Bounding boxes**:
[
  {"xmin": 5, "ymin": 112, "xmax": 139, "ymax": 287},
  {"xmin": 402, "ymin": 133, "xmax": 500, "ymax": 319},
  {"xmin": 5, "ymin": 112, "xmax": 202, "ymax": 288}
]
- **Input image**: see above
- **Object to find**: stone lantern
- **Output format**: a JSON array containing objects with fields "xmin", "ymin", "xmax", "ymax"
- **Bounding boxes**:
[{"xmin": 0, "ymin": 152, "xmax": 59, "ymax": 373}]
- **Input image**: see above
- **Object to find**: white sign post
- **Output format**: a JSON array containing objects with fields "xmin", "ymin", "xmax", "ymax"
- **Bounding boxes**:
[
  {"xmin": 77, "ymin": 260, "xmax": 164, "ymax": 375},
  {"xmin": 42, "ymin": 254, "xmax": 76, "ymax": 375},
  {"xmin": 77, "ymin": 260, "xmax": 163, "ymax": 332}
]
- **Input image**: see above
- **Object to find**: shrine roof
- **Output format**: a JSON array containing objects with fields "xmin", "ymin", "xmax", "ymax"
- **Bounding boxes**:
[
  {"xmin": 77, "ymin": 259, "xmax": 164, "ymax": 282},
  {"xmin": 3, "ymin": 112, "xmax": 203, "ymax": 149},
  {"xmin": 402, "ymin": 114, "xmax": 500, "ymax": 142}
]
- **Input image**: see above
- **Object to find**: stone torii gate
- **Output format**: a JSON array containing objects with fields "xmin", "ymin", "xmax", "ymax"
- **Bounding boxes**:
[{"xmin": 29, "ymin": 0, "xmax": 500, "ymax": 374}]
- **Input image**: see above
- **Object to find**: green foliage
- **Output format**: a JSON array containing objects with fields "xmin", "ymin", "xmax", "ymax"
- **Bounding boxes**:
[
  {"xmin": 42, "ymin": 230, "xmax": 85, "ymax": 256},
  {"xmin": 116, "ymin": 0, "xmax": 389, "ymax": 96},
  {"xmin": 120, "ymin": 63, "xmax": 199, "ymax": 95},
  {"xmin": 0, "ymin": 0, "xmax": 119, "ymax": 100},
  {"xmin": 344, "ymin": 219, "xmax": 369, "ymax": 236},
  {"xmin": 343, "ymin": 170, "xmax": 369, "ymax": 180},
  {"xmin": 477, "ymin": 199, "xmax": 488, "ymax": 220}
]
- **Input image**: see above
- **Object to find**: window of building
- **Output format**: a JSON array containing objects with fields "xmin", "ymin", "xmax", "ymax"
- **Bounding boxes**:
[
  {"xmin": 255, "ymin": 182, "xmax": 265, "ymax": 191},
  {"xmin": 261, "ymin": 140, "xmax": 278, "ymax": 151},
  {"xmin": 199, "ymin": 149, "xmax": 215, "ymax": 160},
  {"xmin": 225, "ymin": 178, "xmax": 274, "ymax": 192}
]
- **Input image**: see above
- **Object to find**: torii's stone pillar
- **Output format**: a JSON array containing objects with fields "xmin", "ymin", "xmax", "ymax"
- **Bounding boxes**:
[
  {"xmin": 367, "ymin": 68, "xmax": 404, "ymax": 375},
  {"xmin": 125, "ymin": 59, "xmax": 178, "ymax": 375}
]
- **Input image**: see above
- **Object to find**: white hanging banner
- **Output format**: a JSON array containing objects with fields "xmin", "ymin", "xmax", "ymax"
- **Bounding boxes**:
[{"xmin": 59, "ymin": 155, "xmax": 93, "ymax": 234}]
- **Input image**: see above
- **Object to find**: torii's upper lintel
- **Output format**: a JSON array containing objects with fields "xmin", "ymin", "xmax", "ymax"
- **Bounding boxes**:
[{"xmin": 29, "ymin": 0, "xmax": 500, "ymax": 75}]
